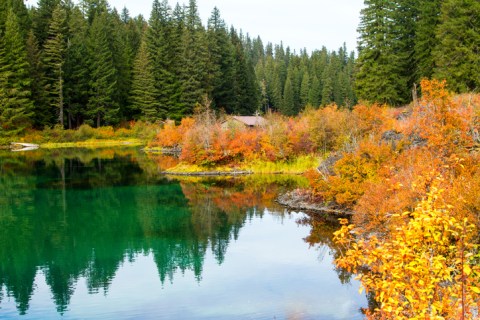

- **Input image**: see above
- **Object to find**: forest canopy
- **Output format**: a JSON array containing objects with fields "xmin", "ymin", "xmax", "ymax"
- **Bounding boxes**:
[
  {"xmin": 0, "ymin": 0, "xmax": 478, "ymax": 137},
  {"xmin": 0, "ymin": 0, "xmax": 355, "ymax": 137}
]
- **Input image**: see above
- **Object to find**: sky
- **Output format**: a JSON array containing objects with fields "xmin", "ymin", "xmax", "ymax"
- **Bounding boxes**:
[{"xmin": 30, "ymin": 0, "xmax": 365, "ymax": 53}]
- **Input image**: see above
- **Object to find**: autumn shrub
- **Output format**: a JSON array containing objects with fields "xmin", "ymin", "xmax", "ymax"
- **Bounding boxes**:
[
  {"xmin": 75, "ymin": 124, "xmax": 95, "ymax": 140},
  {"xmin": 352, "ymin": 103, "xmax": 390, "ymax": 135},
  {"xmin": 307, "ymin": 105, "xmax": 349, "ymax": 152},
  {"xmin": 94, "ymin": 126, "xmax": 115, "ymax": 139},
  {"xmin": 150, "ymin": 117, "xmax": 194, "ymax": 149},
  {"xmin": 311, "ymin": 137, "xmax": 396, "ymax": 209},
  {"xmin": 312, "ymin": 80, "xmax": 480, "ymax": 318},
  {"xmin": 334, "ymin": 185, "xmax": 480, "ymax": 319},
  {"xmin": 402, "ymin": 79, "xmax": 475, "ymax": 155}
]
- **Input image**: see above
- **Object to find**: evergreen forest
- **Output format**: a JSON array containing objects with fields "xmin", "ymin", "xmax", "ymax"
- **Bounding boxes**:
[
  {"xmin": 0, "ymin": 0, "xmax": 478, "ymax": 136},
  {"xmin": 0, "ymin": 0, "xmax": 355, "ymax": 136}
]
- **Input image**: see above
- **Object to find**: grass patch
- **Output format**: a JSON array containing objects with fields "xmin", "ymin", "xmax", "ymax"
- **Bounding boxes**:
[
  {"xmin": 165, "ymin": 154, "xmax": 320, "ymax": 174},
  {"xmin": 240, "ymin": 155, "xmax": 320, "ymax": 174},
  {"xmin": 41, "ymin": 139, "xmax": 143, "ymax": 149}
]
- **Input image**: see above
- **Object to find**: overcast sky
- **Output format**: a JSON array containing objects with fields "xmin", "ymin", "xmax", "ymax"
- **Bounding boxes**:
[{"xmin": 30, "ymin": 0, "xmax": 365, "ymax": 53}]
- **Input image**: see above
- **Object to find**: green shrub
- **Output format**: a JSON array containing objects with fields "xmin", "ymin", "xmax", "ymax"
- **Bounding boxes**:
[{"xmin": 75, "ymin": 124, "xmax": 95, "ymax": 141}]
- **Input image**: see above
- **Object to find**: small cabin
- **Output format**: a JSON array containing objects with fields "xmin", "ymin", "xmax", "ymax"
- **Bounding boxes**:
[{"xmin": 221, "ymin": 116, "xmax": 266, "ymax": 130}]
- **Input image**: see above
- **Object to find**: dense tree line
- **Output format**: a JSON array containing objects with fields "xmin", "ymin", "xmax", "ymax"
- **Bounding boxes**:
[
  {"xmin": 254, "ymin": 43, "xmax": 356, "ymax": 116},
  {"xmin": 356, "ymin": 0, "xmax": 480, "ymax": 105},
  {"xmin": 0, "ymin": 0, "xmax": 356, "ymax": 137}
]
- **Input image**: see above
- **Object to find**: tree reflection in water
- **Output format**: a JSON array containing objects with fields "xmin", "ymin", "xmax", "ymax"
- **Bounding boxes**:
[{"xmin": 0, "ymin": 148, "xmax": 312, "ymax": 315}]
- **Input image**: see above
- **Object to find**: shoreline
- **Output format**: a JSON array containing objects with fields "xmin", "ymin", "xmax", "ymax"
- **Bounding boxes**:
[{"xmin": 276, "ymin": 189, "xmax": 352, "ymax": 216}]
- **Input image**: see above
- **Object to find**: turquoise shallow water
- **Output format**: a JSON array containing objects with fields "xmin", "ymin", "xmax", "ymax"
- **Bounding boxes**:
[{"xmin": 0, "ymin": 149, "xmax": 366, "ymax": 319}]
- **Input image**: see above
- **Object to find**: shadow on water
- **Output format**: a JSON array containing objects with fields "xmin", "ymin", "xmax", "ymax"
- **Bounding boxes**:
[{"xmin": 0, "ymin": 148, "xmax": 360, "ymax": 317}]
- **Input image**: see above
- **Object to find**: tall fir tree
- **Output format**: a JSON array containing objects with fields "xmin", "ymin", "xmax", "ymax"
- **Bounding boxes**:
[
  {"xmin": 206, "ymin": 7, "xmax": 235, "ymax": 111},
  {"xmin": 392, "ymin": 0, "xmax": 419, "ymax": 95},
  {"xmin": 79, "ymin": 0, "xmax": 109, "ymax": 24},
  {"xmin": 300, "ymin": 70, "xmax": 310, "ymax": 107},
  {"xmin": 308, "ymin": 74, "xmax": 321, "ymax": 107},
  {"xmin": 26, "ymin": 30, "xmax": 49, "ymax": 128},
  {"xmin": 230, "ymin": 28, "xmax": 259, "ymax": 114},
  {"xmin": 130, "ymin": 38, "xmax": 159, "ymax": 121},
  {"xmin": 146, "ymin": 0, "xmax": 178, "ymax": 119},
  {"xmin": 0, "ymin": 10, "xmax": 33, "ymax": 136},
  {"xmin": 355, "ymin": 0, "xmax": 409, "ymax": 105},
  {"xmin": 87, "ymin": 13, "xmax": 118, "ymax": 127},
  {"xmin": 0, "ymin": 0, "xmax": 30, "ymax": 36},
  {"xmin": 321, "ymin": 55, "xmax": 335, "ymax": 106},
  {"xmin": 179, "ymin": 0, "xmax": 208, "ymax": 113},
  {"xmin": 433, "ymin": 0, "xmax": 480, "ymax": 92},
  {"xmin": 108, "ymin": 9, "xmax": 134, "ymax": 119},
  {"xmin": 281, "ymin": 74, "xmax": 295, "ymax": 116},
  {"xmin": 42, "ymin": 4, "xmax": 67, "ymax": 126},
  {"xmin": 414, "ymin": 0, "xmax": 443, "ymax": 81},
  {"xmin": 32, "ymin": 0, "xmax": 61, "ymax": 47},
  {"xmin": 166, "ymin": 2, "xmax": 187, "ymax": 120},
  {"xmin": 64, "ymin": 7, "xmax": 90, "ymax": 128}
]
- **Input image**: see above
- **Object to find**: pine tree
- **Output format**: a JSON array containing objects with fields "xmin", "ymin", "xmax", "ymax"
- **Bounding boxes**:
[
  {"xmin": 261, "ymin": 54, "xmax": 276, "ymax": 111},
  {"xmin": 433, "ymin": 0, "xmax": 480, "ymax": 92},
  {"xmin": 0, "ymin": 0, "xmax": 30, "ymax": 36},
  {"xmin": 179, "ymin": 0, "xmax": 208, "ymax": 113},
  {"xmin": 26, "ymin": 30, "xmax": 49, "ymax": 128},
  {"xmin": 355, "ymin": 0, "xmax": 409, "ymax": 105},
  {"xmin": 167, "ymin": 3, "xmax": 187, "ymax": 120},
  {"xmin": 206, "ymin": 7, "xmax": 235, "ymax": 111},
  {"xmin": 230, "ymin": 28, "xmax": 259, "ymax": 114},
  {"xmin": 42, "ymin": 4, "xmax": 67, "ymax": 126},
  {"xmin": 321, "ymin": 55, "xmax": 336, "ymax": 106},
  {"xmin": 0, "ymin": 10, "xmax": 33, "ymax": 136},
  {"xmin": 32, "ymin": 0, "xmax": 61, "ymax": 47},
  {"xmin": 64, "ymin": 7, "xmax": 90, "ymax": 128},
  {"xmin": 414, "ymin": 0, "xmax": 443, "ymax": 81},
  {"xmin": 300, "ymin": 71, "xmax": 310, "ymax": 107},
  {"xmin": 308, "ymin": 74, "xmax": 321, "ymax": 107},
  {"xmin": 87, "ymin": 13, "xmax": 118, "ymax": 127},
  {"xmin": 79, "ymin": 0, "xmax": 109, "ymax": 25},
  {"xmin": 392, "ymin": 0, "xmax": 419, "ymax": 93},
  {"xmin": 146, "ymin": 0, "xmax": 177, "ymax": 119},
  {"xmin": 281, "ymin": 74, "xmax": 295, "ymax": 116},
  {"xmin": 109, "ymin": 9, "xmax": 134, "ymax": 119},
  {"xmin": 130, "ymin": 38, "xmax": 159, "ymax": 121},
  {"xmin": 290, "ymin": 64, "xmax": 302, "ymax": 112}
]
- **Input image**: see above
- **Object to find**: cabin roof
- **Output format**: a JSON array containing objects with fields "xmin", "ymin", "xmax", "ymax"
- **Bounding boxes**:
[{"xmin": 230, "ymin": 116, "xmax": 266, "ymax": 126}]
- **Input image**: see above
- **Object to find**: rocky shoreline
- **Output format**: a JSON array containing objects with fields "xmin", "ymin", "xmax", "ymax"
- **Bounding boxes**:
[{"xmin": 276, "ymin": 189, "xmax": 352, "ymax": 216}]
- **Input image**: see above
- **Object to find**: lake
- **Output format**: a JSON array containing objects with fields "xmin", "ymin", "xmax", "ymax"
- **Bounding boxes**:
[{"xmin": 0, "ymin": 148, "xmax": 366, "ymax": 319}]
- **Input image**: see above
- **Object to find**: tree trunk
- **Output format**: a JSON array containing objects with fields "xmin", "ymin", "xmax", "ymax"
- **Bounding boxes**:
[{"xmin": 59, "ymin": 71, "xmax": 64, "ymax": 127}]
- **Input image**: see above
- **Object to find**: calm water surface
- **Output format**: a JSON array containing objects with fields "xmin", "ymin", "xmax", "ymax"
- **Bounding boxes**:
[{"xmin": 0, "ymin": 148, "xmax": 366, "ymax": 319}]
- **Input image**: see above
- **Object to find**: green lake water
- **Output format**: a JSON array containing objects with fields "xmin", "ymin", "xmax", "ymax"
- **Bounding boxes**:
[{"xmin": 0, "ymin": 148, "xmax": 366, "ymax": 319}]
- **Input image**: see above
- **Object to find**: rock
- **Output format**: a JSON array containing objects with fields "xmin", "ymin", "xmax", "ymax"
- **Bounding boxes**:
[
  {"xmin": 317, "ymin": 153, "xmax": 343, "ymax": 178},
  {"xmin": 276, "ymin": 189, "xmax": 352, "ymax": 216},
  {"xmin": 381, "ymin": 130, "xmax": 403, "ymax": 142}
]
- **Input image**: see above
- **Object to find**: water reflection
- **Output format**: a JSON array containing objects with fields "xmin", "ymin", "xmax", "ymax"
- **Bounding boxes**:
[{"xmin": 0, "ymin": 148, "xmax": 364, "ymax": 318}]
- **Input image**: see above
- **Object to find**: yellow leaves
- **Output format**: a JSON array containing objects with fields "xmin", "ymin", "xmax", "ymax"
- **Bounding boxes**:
[
  {"xmin": 470, "ymin": 287, "xmax": 480, "ymax": 294},
  {"xmin": 334, "ymin": 184, "xmax": 480, "ymax": 319},
  {"xmin": 464, "ymin": 265, "xmax": 472, "ymax": 276}
]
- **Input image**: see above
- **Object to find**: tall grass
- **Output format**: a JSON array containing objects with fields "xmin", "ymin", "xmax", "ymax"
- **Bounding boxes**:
[{"xmin": 8, "ymin": 121, "xmax": 160, "ymax": 147}]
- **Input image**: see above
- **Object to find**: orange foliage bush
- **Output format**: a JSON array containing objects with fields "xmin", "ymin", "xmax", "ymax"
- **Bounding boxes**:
[
  {"xmin": 149, "ymin": 103, "xmax": 361, "ymax": 166},
  {"xmin": 317, "ymin": 80, "xmax": 480, "ymax": 318}
]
